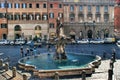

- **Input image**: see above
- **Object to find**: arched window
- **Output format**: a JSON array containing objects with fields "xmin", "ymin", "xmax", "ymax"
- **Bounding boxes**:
[
  {"xmin": 14, "ymin": 25, "xmax": 21, "ymax": 31},
  {"xmin": 35, "ymin": 26, "xmax": 41, "ymax": 30}
]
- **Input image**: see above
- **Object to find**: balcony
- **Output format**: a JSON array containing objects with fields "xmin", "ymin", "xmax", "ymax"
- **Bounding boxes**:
[{"xmin": 8, "ymin": 20, "xmax": 48, "ymax": 24}]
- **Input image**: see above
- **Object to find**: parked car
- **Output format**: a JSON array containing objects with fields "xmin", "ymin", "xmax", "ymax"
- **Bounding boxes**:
[
  {"xmin": 0, "ymin": 39, "xmax": 9, "ymax": 45},
  {"xmin": 77, "ymin": 39, "xmax": 89, "ymax": 44},
  {"xmin": 104, "ymin": 38, "xmax": 115, "ymax": 44},
  {"xmin": 9, "ymin": 40, "xmax": 14, "ymax": 45},
  {"xmin": 14, "ymin": 39, "xmax": 25, "ymax": 45},
  {"xmin": 116, "ymin": 40, "xmax": 120, "ymax": 48},
  {"xmin": 90, "ymin": 39, "xmax": 104, "ymax": 44}
]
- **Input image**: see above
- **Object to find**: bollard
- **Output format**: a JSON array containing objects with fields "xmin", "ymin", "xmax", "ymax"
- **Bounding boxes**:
[
  {"xmin": 112, "ymin": 48, "xmax": 116, "ymax": 62},
  {"xmin": 12, "ymin": 67, "xmax": 16, "ymax": 77},
  {"xmin": 108, "ymin": 68, "xmax": 113, "ymax": 80},
  {"xmin": 82, "ymin": 70, "xmax": 86, "ymax": 80},
  {"xmin": 23, "ymin": 74, "xmax": 27, "ymax": 80},
  {"xmin": 110, "ymin": 59, "xmax": 114, "ymax": 70},
  {"xmin": 5, "ymin": 62, "xmax": 9, "ymax": 71},
  {"xmin": 54, "ymin": 72, "xmax": 59, "ymax": 80},
  {"xmin": 112, "ymin": 53, "xmax": 116, "ymax": 62},
  {"xmin": 0, "ymin": 59, "xmax": 3, "ymax": 67}
]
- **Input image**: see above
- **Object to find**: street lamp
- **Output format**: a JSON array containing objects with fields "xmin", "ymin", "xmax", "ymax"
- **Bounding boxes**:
[{"xmin": 93, "ymin": 21, "xmax": 96, "ymax": 39}]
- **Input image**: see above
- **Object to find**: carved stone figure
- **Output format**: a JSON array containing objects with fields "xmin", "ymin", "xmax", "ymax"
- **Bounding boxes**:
[{"xmin": 54, "ymin": 17, "xmax": 67, "ymax": 60}]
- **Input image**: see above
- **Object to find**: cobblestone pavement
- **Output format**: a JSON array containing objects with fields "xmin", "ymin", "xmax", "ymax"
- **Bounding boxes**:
[{"xmin": 60, "ymin": 59, "xmax": 120, "ymax": 80}]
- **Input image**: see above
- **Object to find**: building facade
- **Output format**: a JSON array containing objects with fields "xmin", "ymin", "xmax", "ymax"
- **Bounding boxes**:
[
  {"xmin": 0, "ymin": 0, "xmax": 48, "ymax": 40},
  {"xmin": 114, "ymin": 0, "xmax": 120, "ymax": 38},
  {"xmin": 48, "ymin": 0, "xmax": 63, "ymax": 38},
  {"xmin": 63, "ymin": 0, "xmax": 115, "ymax": 40},
  {"xmin": 0, "ymin": 0, "xmax": 115, "ymax": 40}
]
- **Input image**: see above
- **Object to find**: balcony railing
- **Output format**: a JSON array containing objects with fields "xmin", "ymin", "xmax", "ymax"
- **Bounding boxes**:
[{"xmin": 8, "ymin": 20, "xmax": 48, "ymax": 24}]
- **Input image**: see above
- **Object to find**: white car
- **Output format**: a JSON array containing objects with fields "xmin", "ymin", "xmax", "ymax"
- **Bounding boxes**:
[
  {"xmin": 104, "ymin": 38, "xmax": 115, "ymax": 43},
  {"xmin": 116, "ymin": 40, "xmax": 120, "ymax": 48},
  {"xmin": 15, "ymin": 39, "xmax": 25, "ymax": 45},
  {"xmin": 90, "ymin": 39, "xmax": 104, "ymax": 44},
  {"xmin": 0, "ymin": 40, "xmax": 9, "ymax": 45},
  {"xmin": 77, "ymin": 39, "xmax": 89, "ymax": 44}
]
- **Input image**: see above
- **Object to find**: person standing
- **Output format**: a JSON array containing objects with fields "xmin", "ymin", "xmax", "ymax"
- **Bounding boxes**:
[{"xmin": 20, "ymin": 46, "xmax": 24, "ymax": 57}]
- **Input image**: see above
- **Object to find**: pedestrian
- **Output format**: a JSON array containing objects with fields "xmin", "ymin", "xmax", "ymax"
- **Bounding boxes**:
[
  {"xmin": 112, "ymin": 49, "xmax": 116, "ymax": 62},
  {"xmin": 33, "ymin": 47, "xmax": 37, "ymax": 55},
  {"xmin": 20, "ymin": 46, "xmax": 24, "ymax": 57},
  {"xmin": 103, "ymin": 52, "xmax": 106, "ymax": 59},
  {"xmin": 47, "ymin": 45, "xmax": 50, "ymax": 52},
  {"xmin": 26, "ymin": 48, "xmax": 30, "ymax": 56}
]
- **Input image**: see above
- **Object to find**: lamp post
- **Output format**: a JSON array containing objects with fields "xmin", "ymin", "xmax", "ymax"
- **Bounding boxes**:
[
  {"xmin": 5, "ymin": 0, "xmax": 8, "ymax": 39},
  {"xmin": 93, "ymin": 21, "xmax": 96, "ymax": 39}
]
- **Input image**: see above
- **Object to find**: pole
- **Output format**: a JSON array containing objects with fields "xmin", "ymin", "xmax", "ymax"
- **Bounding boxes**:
[{"xmin": 5, "ymin": 0, "xmax": 8, "ymax": 39}]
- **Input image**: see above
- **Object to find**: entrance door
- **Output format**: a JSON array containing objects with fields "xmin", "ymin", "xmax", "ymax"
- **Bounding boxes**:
[
  {"xmin": 87, "ymin": 30, "xmax": 93, "ymax": 38},
  {"xmin": 2, "ymin": 34, "xmax": 7, "ymax": 39},
  {"xmin": 15, "ymin": 34, "xmax": 21, "ymax": 39}
]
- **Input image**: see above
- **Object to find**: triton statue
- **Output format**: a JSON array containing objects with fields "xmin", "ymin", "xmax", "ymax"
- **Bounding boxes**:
[{"xmin": 54, "ymin": 17, "xmax": 67, "ymax": 60}]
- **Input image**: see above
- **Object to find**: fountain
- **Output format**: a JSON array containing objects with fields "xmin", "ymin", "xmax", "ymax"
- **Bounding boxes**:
[
  {"xmin": 18, "ymin": 17, "xmax": 101, "ymax": 78},
  {"xmin": 54, "ymin": 17, "xmax": 67, "ymax": 60}
]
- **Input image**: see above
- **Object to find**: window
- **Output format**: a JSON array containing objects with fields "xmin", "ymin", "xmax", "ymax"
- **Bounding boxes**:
[
  {"xmin": 58, "ymin": 13, "xmax": 63, "ymax": 18},
  {"xmin": 42, "ymin": 14, "xmax": 48, "ymax": 20},
  {"xmin": 49, "ymin": 13, "xmax": 54, "ymax": 18},
  {"xmin": 22, "ymin": 13, "xmax": 27, "ymax": 20},
  {"xmin": 8, "ymin": 3, "xmax": 12, "ymax": 8},
  {"xmin": 59, "ymin": 4, "xmax": 62, "ymax": 8},
  {"xmin": 28, "ymin": 14, "xmax": 34, "ymax": 20},
  {"xmin": 1, "ymin": 24, "xmax": 7, "ymax": 28},
  {"xmin": 79, "ymin": 5, "xmax": 83, "ymax": 11},
  {"xmin": 88, "ymin": 5, "xmax": 91, "ymax": 12},
  {"xmin": 14, "ymin": 25, "xmax": 21, "ymax": 31},
  {"xmin": 104, "ymin": 14, "xmax": 109, "ymax": 22},
  {"xmin": 49, "ymin": 23, "xmax": 54, "ymax": 28},
  {"xmin": 70, "ymin": 5, "xmax": 74, "ymax": 11},
  {"xmin": 35, "ymin": 14, "xmax": 40, "ymax": 20},
  {"xmin": 14, "ymin": 14, "xmax": 20, "ymax": 20},
  {"xmin": 35, "ymin": 26, "xmax": 41, "ymax": 30},
  {"xmin": 69, "ymin": 13, "xmax": 75, "ymax": 22},
  {"xmin": 29, "ymin": 3, "xmax": 32, "ymax": 8},
  {"xmin": 36, "ymin": 3, "xmax": 39, "ymax": 8},
  {"xmin": 1, "ymin": 3, "xmax": 5, "ymax": 8},
  {"xmin": 104, "ymin": 5, "xmax": 108, "ymax": 12},
  {"xmin": 43, "ymin": 3, "xmax": 46, "ymax": 8},
  {"xmin": 22, "ymin": 3, "xmax": 27, "ymax": 8},
  {"xmin": 96, "ymin": 14, "xmax": 100, "ymax": 22},
  {"xmin": 0, "ymin": 13, "xmax": 6, "ymax": 18},
  {"xmin": 96, "ymin": 5, "xmax": 100, "ymax": 13},
  {"xmin": 15, "ymin": 3, "xmax": 20, "ymax": 8},
  {"xmin": 50, "ymin": 4, "xmax": 53, "ymax": 8},
  {"xmin": 7, "ymin": 14, "xmax": 13, "ymax": 20}
]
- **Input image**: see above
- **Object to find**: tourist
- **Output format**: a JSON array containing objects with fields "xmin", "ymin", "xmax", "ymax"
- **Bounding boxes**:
[
  {"xmin": 33, "ymin": 47, "xmax": 37, "ymax": 55},
  {"xmin": 103, "ymin": 52, "xmax": 106, "ymax": 59},
  {"xmin": 26, "ymin": 48, "xmax": 30, "ymax": 56},
  {"xmin": 47, "ymin": 45, "xmax": 50, "ymax": 52},
  {"xmin": 20, "ymin": 46, "xmax": 24, "ymax": 57}
]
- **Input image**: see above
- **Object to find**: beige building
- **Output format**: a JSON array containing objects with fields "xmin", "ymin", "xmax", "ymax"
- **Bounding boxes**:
[{"xmin": 63, "ymin": 0, "xmax": 115, "ymax": 39}]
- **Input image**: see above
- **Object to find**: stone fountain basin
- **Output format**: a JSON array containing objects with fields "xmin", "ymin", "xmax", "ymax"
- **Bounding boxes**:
[{"xmin": 18, "ymin": 53, "xmax": 101, "ymax": 78}]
